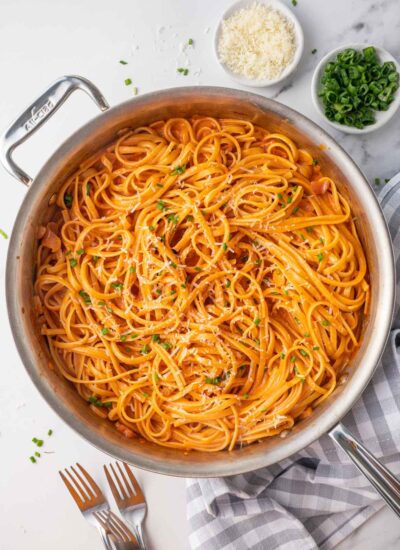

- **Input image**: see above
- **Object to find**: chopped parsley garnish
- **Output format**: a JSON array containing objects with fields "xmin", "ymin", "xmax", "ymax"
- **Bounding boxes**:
[
  {"xmin": 172, "ymin": 164, "xmax": 187, "ymax": 175},
  {"xmin": 69, "ymin": 258, "xmax": 78, "ymax": 267},
  {"xmin": 155, "ymin": 288, "xmax": 162, "ymax": 295},
  {"xmin": 35, "ymin": 451, "xmax": 41, "ymax": 457},
  {"xmin": 322, "ymin": 320, "xmax": 330, "ymax": 327},
  {"xmin": 29, "ymin": 456, "xmax": 36, "ymax": 463},
  {"xmin": 64, "ymin": 192, "xmax": 73, "ymax": 208},
  {"xmin": 88, "ymin": 396, "xmax": 112, "ymax": 408},
  {"xmin": 186, "ymin": 215, "xmax": 194, "ymax": 222},
  {"xmin": 226, "ymin": 280, "xmax": 231, "ymax": 288},
  {"xmin": 280, "ymin": 353, "xmax": 286, "ymax": 359},
  {"xmin": 101, "ymin": 327, "xmax": 109, "ymax": 335},
  {"xmin": 255, "ymin": 258, "xmax": 262, "ymax": 266},
  {"xmin": 254, "ymin": 317, "xmax": 261, "ymax": 326},
  {"xmin": 313, "ymin": 345, "xmax": 320, "ymax": 350},
  {"xmin": 141, "ymin": 344, "xmax": 150, "ymax": 355},
  {"xmin": 205, "ymin": 377, "xmax": 220, "ymax": 385},
  {"xmin": 168, "ymin": 213, "xmax": 179, "ymax": 226},
  {"xmin": 317, "ymin": 252, "xmax": 324, "ymax": 262},
  {"xmin": 311, "ymin": 48, "xmax": 317, "ymax": 54},
  {"xmin": 222, "ymin": 242, "xmax": 228, "ymax": 251},
  {"xmin": 292, "ymin": 207, "xmax": 299, "ymax": 215},
  {"xmin": 374, "ymin": 177, "xmax": 381, "ymax": 185},
  {"xmin": 119, "ymin": 60, "xmax": 128, "ymax": 65},
  {"xmin": 170, "ymin": 289, "xmax": 177, "ymax": 295},
  {"xmin": 152, "ymin": 334, "xmax": 161, "ymax": 342},
  {"xmin": 111, "ymin": 282, "xmax": 123, "ymax": 290},
  {"xmin": 129, "ymin": 266, "xmax": 136, "ymax": 273},
  {"xmin": 79, "ymin": 290, "xmax": 91, "ymax": 304},
  {"xmin": 76, "ymin": 249, "xmax": 84, "ymax": 255},
  {"xmin": 188, "ymin": 38, "xmax": 194, "ymax": 46},
  {"xmin": 48, "ymin": 429, "xmax": 53, "ymax": 436},
  {"xmin": 106, "ymin": 306, "xmax": 113, "ymax": 313},
  {"xmin": 304, "ymin": 332, "xmax": 310, "ymax": 337},
  {"xmin": 161, "ymin": 341, "xmax": 172, "ymax": 350},
  {"xmin": 120, "ymin": 335, "xmax": 127, "ymax": 342},
  {"xmin": 0, "ymin": 228, "xmax": 8, "ymax": 239},
  {"xmin": 149, "ymin": 225, "xmax": 155, "ymax": 231},
  {"xmin": 131, "ymin": 334, "xmax": 138, "ymax": 339},
  {"xmin": 181, "ymin": 283, "xmax": 187, "ymax": 289},
  {"xmin": 290, "ymin": 355, "xmax": 296, "ymax": 363},
  {"xmin": 156, "ymin": 200, "xmax": 168, "ymax": 211},
  {"xmin": 92, "ymin": 255, "xmax": 99, "ymax": 265},
  {"xmin": 277, "ymin": 193, "xmax": 283, "ymax": 199},
  {"xmin": 283, "ymin": 289, "xmax": 289, "ymax": 296},
  {"xmin": 300, "ymin": 349, "xmax": 308, "ymax": 357},
  {"xmin": 124, "ymin": 78, "xmax": 132, "ymax": 86}
]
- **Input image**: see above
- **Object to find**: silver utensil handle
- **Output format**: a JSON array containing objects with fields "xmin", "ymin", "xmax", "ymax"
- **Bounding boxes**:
[
  {"xmin": 97, "ymin": 524, "xmax": 113, "ymax": 550},
  {"xmin": 0, "ymin": 75, "xmax": 108, "ymax": 186},
  {"xmin": 329, "ymin": 422, "xmax": 400, "ymax": 516}
]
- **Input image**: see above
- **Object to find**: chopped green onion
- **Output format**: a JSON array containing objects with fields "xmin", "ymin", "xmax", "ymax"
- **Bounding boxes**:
[
  {"xmin": 156, "ymin": 200, "xmax": 167, "ymax": 211},
  {"xmin": 79, "ymin": 290, "xmax": 91, "ymax": 304},
  {"xmin": 322, "ymin": 320, "xmax": 330, "ymax": 327},
  {"xmin": 48, "ymin": 429, "xmax": 53, "ymax": 436},
  {"xmin": 86, "ymin": 183, "xmax": 91, "ymax": 195},
  {"xmin": 290, "ymin": 355, "xmax": 296, "ymax": 363},
  {"xmin": 35, "ymin": 451, "xmax": 41, "ymax": 457},
  {"xmin": 119, "ymin": 60, "xmax": 128, "ymax": 65},
  {"xmin": 280, "ymin": 353, "xmax": 286, "ymax": 359},
  {"xmin": 98, "ymin": 300, "xmax": 106, "ymax": 306},
  {"xmin": 177, "ymin": 67, "xmax": 189, "ymax": 75},
  {"xmin": 0, "ymin": 228, "xmax": 8, "ymax": 239},
  {"xmin": 243, "ymin": 393, "xmax": 249, "ymax": 399},
  {"xmin": 254, "ymin": 317, "xmax": 261, "ymax": 326},
  {"xmin": 311, "ymin": 48, "xmax": 317, "ymax": 54},
  {"xmin": 69, "ymin": 258, "xmax": 78, "ymax": 267},
  {"xmin": 205, "ymin": 377, "xmax": 220, "ymax": 385},
  {"xmin": 64, "ymin": 192, "xmax": 73, "ymax": 208},
  {"xmin": 29, "ymin": 456, "xmax": 36, "ymax": 463},
  {"xmin": 111, "ymin": 283, "xmax": 123, "ymax": 290},
  {"xmin": 188, "ymin": 38, "xmax": 194, "ymax": 46},
  {"xmin": 317, "ymin": 252, "xmax": 324, "ymax": 262},
  {"xmin": 226, "ymin": 280, "xmax": 231, "ymax": 288},
  {"xmin": 161, "ymin": 341, "xmax": 172, "ymax": 350},
  {"xmin": 124, "ymin": 78, "xmax": 132, "ymax": 86},
  {"xmin": 141, "ymin": 344, "xmax": 150, "ymax": 355},
  {"xmin": 120, "ymin": 335, "xmax": 127, "ymax": 342},
  {"xmin": 129, "ymin": 266, "xmax": 136, "ymax": 273},
  {"xmin": 76, "ymin": 249, "xmax": 84, "ymax": 255},
  {"xmin": 313, "ymin": 345, "xmax": 320, "ymax": 350},
  {"xmin": 222, "ymin": 243, "xmax": 228, "ymax": 251},
  {"xmin": 101, "ymin": 327, "xmax": 109, "ymax": 335},
  {"xmin": 300, "ymin": 349, "xmax": 308, "ymax": 357},
  {"xmin": 152, "ymin": 334, "xmax": 161, "ymax": 342}
]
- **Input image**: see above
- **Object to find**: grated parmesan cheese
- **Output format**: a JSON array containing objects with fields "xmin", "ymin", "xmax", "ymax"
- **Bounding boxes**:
[{"xmin": 218, "ymin": 3, "xmax": 296, "ymax": 81}]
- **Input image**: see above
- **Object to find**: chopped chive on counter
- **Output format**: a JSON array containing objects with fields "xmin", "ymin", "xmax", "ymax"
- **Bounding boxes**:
[
  {"xmin": 177, "ymin": 67, "xmax": 189, "ymax": 75},
  {"xmin": 0, "ymin": 228, "xmax": 8, "ymax": 239},
  {"xmin": 133, "ymin": 87, "xmax": 138, "ymax": 96},
  {"xmin": 124, "ymin": 78, "xmax": 132, "ymax": 86},
  {"xmin": 311, "ymin": 48, "xmax": 317, "ymax": 54},
  {"xmin": 48, "ymin": 429, "xmax": 53, "ymax": 436},
  {"xmin": 119, "ymin": 60, "xmax": 128, "ymax": 65},
  {"xmin": 101, "ymin": 327, "xmax": 109, "ymax": 335},
  {"xmin": 374, "ymin": 177, "xmax": 381, "ymax": 185},
  {"xmin": 292, "ymin": 0, "xmax": 297, "ymax": 5},
  {"xmin": 29, "ymin": 456, "xmax": 36, "ymax": 463},
  {"xmin": 35, "ymin": 451, "xmax": 41, "ymax": 458},
  {"xmin": 188, "ymin": 38, "xmax": 194, "ymax": 46}
]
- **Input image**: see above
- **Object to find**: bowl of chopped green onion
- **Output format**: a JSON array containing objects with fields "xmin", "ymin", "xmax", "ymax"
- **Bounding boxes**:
[{"xmin": 311, "ymin": 44, "xmax": 400, "ymax": 134}]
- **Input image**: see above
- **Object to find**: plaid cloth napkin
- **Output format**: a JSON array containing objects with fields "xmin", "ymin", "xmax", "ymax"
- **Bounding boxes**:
[{"xmin": 186, "ymin": 174, "xmax": 400, "ymax": 550}]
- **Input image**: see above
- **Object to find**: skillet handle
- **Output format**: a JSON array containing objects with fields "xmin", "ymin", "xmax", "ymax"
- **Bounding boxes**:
[
  {"xmin": 0, "ymin": 75, "xmax": 109, "ymax": 186},
  {"xmin": 329, "ymin": 422, "xmax": 400, "ymax": 517}
]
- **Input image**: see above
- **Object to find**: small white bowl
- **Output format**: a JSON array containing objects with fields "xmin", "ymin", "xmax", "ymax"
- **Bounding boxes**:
[
  {"xmin": 215, "ymin": 0, "xmax": 304, "ymax": 88},
  {"xmin": 311, "ymin": 43, "xmax": 400, "ymax": 134}
]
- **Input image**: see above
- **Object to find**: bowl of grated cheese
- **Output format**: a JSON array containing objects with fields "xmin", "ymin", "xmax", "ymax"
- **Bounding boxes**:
[{"xmin": 215, "ymin": 0, "xmax": 304, "ymax": 87}]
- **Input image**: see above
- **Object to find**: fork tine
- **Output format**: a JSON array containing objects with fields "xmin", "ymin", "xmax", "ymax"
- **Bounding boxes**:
[
  {"xmin": 116, "ymin": 461, "xmax": 134, "ymax": 497},
  {"xmin": 76, "ymin": 463, "xmax": 102, "ymax": 498},
  {"xmin": 123, "ymin": 462, "xmax": 144, "ymax": 500},
  {"xmin": 71, "ymin": 465, "xmax": 96, "ymax": 499},
  {"xmin": 95, "ymin": 510, "xmax": 131, "ymax": 542},
  {"xmin": 108, "ymin": 512, "xmax": 136, "ymax": 542},
  {"xmin": 111, "ymin": 462, "xmax": 130, "ymax": 499},
  {"xmin": 104, "ymin": 464, "xmax": 124, "ymax": 503},
  {"xmin": 59, "ymin": 470, "xmax": 84, "ymax": 508}
]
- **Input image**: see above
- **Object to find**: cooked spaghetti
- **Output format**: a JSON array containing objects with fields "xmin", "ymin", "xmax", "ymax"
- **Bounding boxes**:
[{"xmin": 34, "ymin": 117, "xmax": 369, "ymax": 452}]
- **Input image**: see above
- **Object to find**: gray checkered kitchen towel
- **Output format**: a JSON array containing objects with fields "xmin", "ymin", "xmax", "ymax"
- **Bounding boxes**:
[{"xmin": 186, "ymin": 174, "xmax": 400, "ymax": 550}]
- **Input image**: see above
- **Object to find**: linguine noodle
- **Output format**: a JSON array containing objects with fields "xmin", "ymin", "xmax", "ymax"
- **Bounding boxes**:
[{"xmin": 34, "ymin": 117, "xmax": 369, "ymax": 452}]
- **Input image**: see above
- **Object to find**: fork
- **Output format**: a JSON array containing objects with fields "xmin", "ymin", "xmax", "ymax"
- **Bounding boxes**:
[
  {"xmin": 104, "ymin": 462, "xmax": 147, "ymax": 550},
  {"xmin": 59, "ymin": 463, "xmax": 137, "ymax": 549}
]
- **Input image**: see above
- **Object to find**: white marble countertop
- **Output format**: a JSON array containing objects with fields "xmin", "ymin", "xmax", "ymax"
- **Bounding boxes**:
[{"xmin": 0, "ymin": 0, "xmax": 399, "ymax": 549}]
